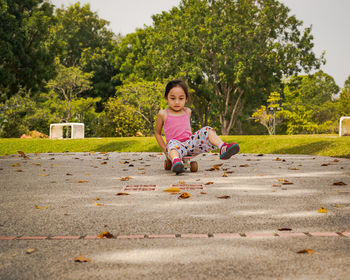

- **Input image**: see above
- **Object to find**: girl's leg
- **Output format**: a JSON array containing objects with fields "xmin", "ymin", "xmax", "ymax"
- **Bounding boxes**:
[
  {"xmin": 208, "ymin": 129, "xmax": 224, "ymax": 148},
  {"xmin": 166, "ymin": 140, "xmax": 186, "ymax": 173}
]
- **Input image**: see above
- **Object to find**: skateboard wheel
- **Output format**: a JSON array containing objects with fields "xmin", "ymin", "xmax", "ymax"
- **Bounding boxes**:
[
  {"xmin": 164, "ymin": 159, "xmax": 172, "ymax": 170},
  {"xmin": 190, "ymin": 161, "xmax": 198, "ymax": 172}
]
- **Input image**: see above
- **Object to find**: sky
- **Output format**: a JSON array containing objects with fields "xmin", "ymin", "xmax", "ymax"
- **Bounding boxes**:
[{"xmin": 50, "ymin": 0, "xmax": 350, "ymax": 88}]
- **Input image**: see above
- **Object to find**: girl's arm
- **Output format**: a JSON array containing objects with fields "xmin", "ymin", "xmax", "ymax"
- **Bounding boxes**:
[{"xmin": 154, "ymin": 111, "xmax": 167, "ymax": 154}]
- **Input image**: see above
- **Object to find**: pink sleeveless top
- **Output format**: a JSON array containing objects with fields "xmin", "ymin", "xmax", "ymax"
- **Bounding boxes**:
[{"xmin": 163, "ymin": 109, "xmax": 192, "ymax": 144}]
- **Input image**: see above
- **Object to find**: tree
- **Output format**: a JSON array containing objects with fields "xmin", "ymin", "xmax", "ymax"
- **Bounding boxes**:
[
  {"xmin": 141, "ymin": 0, "xmax": 323, "ymax": 134},
  {"xmin": 46, "ymin": 62, "xmax": 93, "ymax": 124},
  {"xmin": 282, "ymin": 71, "xmax": 340, "ymax": 134},
  {"xmin": 0, "ymin": 0, "xmax": 57, "ymax": 98},
  {"xmin": 98, "ymin": 98, "xmax": 147, "ymax": 137},
  {"xmin": 251, "ymin": 92, "xmax": 283, "ymax": 135},
  {"xmin": 53, "ymin": 2, "xmax": 115, "ymax": 67},
  {"xmin": 115, "ymin": 80, "xmax": 165, "ymax": 135}
]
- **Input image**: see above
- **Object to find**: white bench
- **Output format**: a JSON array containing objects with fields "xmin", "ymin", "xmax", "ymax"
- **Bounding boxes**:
[
  {"xmin": 339, "ymin": 117, "xmax": 350, "ymax": 136},
  {"xmin": 50, "ymin": 123, "xmax": 84, "ymax": 139}
]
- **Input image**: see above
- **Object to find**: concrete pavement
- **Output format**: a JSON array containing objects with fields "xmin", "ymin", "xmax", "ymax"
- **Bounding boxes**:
[{"xmin": 0, "ymin": 152, "xmax": 349, "ymax": 279}]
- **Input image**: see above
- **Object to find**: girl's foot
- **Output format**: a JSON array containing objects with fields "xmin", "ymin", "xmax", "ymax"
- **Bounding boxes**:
[
  {"xmin": 220, "ymin": 143, "xmax": 239, "ymax": 160},
  {"xmin": 171, "ymin": 158, "xmax": 185, "ymax": 173}
]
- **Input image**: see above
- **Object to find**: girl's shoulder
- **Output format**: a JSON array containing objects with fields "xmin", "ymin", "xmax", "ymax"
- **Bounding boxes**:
[
  {"xmin": 184, "ymin": 107, "xmax": 192, "ymax": 115},
  {"xmin": 157, "ymin": 109, "xmax": 167, "ymax": 121}
]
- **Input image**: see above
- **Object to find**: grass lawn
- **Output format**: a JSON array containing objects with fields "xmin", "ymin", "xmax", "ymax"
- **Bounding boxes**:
[{"xmin": 0, "ymin": 135, "xmax": 349, "ymax": 158}]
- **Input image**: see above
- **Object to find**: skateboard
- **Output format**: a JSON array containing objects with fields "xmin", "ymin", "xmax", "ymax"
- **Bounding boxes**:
[{"xmin": 164, "ymin": 155, "xmax": 198, "ymax": 172}]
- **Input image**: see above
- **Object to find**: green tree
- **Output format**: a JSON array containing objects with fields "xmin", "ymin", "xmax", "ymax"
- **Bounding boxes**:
[
  {"xmin": 53, "ymin": 2, "xmax": 115, "ymax": 67},
  {"xmin": 0, "ymin": 0, "xmax": 57, "ymax": 97},
  {"xmin": 115, "ymin": 80, "xmax": 165, "ymax": 135},
  {"xmin": 98, "ymin": 98, "xmax": 146, "ymax": 137},
  {"xmin": 282, "ymin": 71, "xmax": 339, "ymax": 134},
  {"xmin": 46, "ymin": 62, "xmax": 93, "ymax": 123},
  {"xmin": 142, "ymin": 0, "xmax": 323, "ymax": 134},
  {"xmin": 251, "ymin": 92, "xmax": 283, "ymax": 135}
]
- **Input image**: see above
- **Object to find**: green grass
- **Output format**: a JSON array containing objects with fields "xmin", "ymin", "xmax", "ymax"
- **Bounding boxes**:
[{"xmin": 0, "ymin": 135, "xmax": 349, "ymax": 158}]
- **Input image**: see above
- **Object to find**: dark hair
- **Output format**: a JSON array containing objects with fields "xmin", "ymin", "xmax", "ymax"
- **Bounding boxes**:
[{"xmin": 164, "ymin": 79, "xmax": 189, "ymax": 98}]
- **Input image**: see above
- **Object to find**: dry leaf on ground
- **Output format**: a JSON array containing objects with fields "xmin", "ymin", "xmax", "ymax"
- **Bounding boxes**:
[
  {"xmin": 26, "ymin": 248, "xmax": 36, "ymax": 254},
  {"xmin": 116, "ymin": 192, "xmax": 129, "ymax": 196},
  {"xmin": 239, "ymin": 164, "xmax": 249, "ymax": 167},
  {"xmin": 94, "ymin": 202, "xmax": 104, "ymax": 206},
  {"xmin": 278, "ymin": 228, "xmax": 292, "ymax": 231},
  {"xmin": 74, "ymin": 255, "xmax": 91, "ymax": 262},
  {"xmin": 297, "ymin": 249, "xmax": 314, "ymax": 255},
  {"xmin": 318, "ymin": 207, "xmax": 327, "ymax": 213},
  {"xmin": 78, "ymin": 180, "xmax": 88, "ymax": 183},
  {"xmin": 333, "ymin": 181, "xmax": 347, "ymax": 186},
  {"xmin": 99, "ymin": 231, "xmax": 114, "ymax": 238},
  {"xmin": 217, "ymin": 195, "xmax": 231, "ymax": 199},
  {"xmin": 205, "ymin": 182, "xmax": 214, "ymax": 185},
  {"xmin": 35, "ymin": 205, "xmax": 48, "ymax": 209},
  {"xmin": 120, "ymin": 176, "xmax": 133, "ymax": 181},
  {"xmin": 18, "ymin": 151, "xmax": 29, "ymax": 159},
  {"xmin": 164, "ymin": 187, "xmax": 181, "ymax": 193},
  {"xmin": 178, "ymin": 192, "xmax": 191, "ymax": 199}
]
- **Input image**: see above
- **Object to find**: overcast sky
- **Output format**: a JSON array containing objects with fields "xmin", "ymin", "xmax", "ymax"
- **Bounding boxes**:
[{"xmin": 50, "ymin": 0, "xmax": 350, "ymax": 88}]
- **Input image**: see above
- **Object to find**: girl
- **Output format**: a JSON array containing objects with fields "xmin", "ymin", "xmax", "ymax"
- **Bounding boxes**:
[{"xmin": 155, "ymin": 79, "xmax": 239, "ymax": 173}]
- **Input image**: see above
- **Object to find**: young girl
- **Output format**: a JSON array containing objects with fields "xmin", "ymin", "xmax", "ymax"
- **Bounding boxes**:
[{"xmin": 155, "ymin": 79, "xmax": 239, "ymax": 173}]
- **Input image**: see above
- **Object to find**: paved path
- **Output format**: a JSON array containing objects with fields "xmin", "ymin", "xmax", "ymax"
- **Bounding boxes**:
[{"xmin": 0, "ymin": 152, "xmax": 349, "ymax": 279}]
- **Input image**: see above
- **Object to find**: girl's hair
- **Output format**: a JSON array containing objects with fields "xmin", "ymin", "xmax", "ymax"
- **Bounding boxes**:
[{"xmin": 165, "ymin": 79, "xmax": 189, "ymax": 98}]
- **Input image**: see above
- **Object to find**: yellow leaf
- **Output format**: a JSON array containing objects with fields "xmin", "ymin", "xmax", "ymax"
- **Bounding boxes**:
[
  {"xmin": 99, "ymin": 231, "xmax": 114, "ymax": 239},
  {"xmin": 179, "ymin": 181, "xmax": 185, "ymax": 184},
  {"xmin": 178, "ymin": 192, "xmax": 191, "ymax": 199},
  {"xmin": 297, "ymin": 249, "xmax": 314, "ymax": 255},
  {"xmin": 40, "ymin": 174, "xmax": 48, "ymax": 177},
  {"xmin": 318, "ymin": 207, "xmax": 327, "ymax": 213},
  {"xmin": 26, "ymin": 248, "xmax": 36, "ymax": 254},
  {"xmin": 74, "ymin": 255, "xmax": 91, "ymax": 262},
  {"xmin": 78, "ymin": 180, "xmax": 88, "ymax": 183},
  {"xmin": 12, "ymin": 163, "xmax": 20, "ymax": 167},
  {"xmin": 163, "ymin": 187, "xmax": 181, "ymax": 193},
  {"xmin": 93, "ymin": 197, "xmax": 100, "ymax": 201},
  {"xmin": 35, "ymin": 205, "xmax": 48, "ymax": 209},
  {"xmin": 94, "ymin": 202, "xmax": 104, "ymax": 206}
]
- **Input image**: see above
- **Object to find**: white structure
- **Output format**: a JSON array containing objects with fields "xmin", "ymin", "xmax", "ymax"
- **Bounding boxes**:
[
  {"xmin": 339, "ymin": 117, "xmax": 350, "ymax": 136},
  {"xmin": 50, "ymin": 123, "xmax": 84, "ymax": 139}
]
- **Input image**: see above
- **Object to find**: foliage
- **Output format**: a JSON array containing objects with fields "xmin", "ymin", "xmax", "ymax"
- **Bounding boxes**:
[
  {"xmin": 53, "ymin": 2, "xmax": 115, "ymax": 67},
  {"xmin": 282, "ymin": 71, "xmax": 339, "ymax": 134},
  {"xmin": 141, "ymin": 0, "xmax": 323, "ymax": 134},
  {"xmin": 46, "ymin": 62, "xmax": 93, "ymax": 122},
  {"xmin": 115, "ymin": 80, "xmax": 165, "ymax": 135},
  {"xmin": 0, "ymin": 0, "xmax": 57, "ymax": 97},
  {"xmin": 98, "ymin": 98, "xmax": 147, "ymax": 137},
  {"xmin": 251, "ymin": 92, "xmax": 284, "ymax": 135}
]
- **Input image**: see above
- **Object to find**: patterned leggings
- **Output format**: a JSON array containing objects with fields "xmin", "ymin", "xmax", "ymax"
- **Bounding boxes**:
[{"xmin": 166, "ymin": 126, "xmax": 217, "ymax": 159}]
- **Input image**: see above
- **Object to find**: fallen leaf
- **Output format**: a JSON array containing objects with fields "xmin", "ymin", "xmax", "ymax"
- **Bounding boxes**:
[
  {"xmin": 318, "ymin": 207, "xmax": 327, "ymax": 213},
  {"xmin": 99, "ymin": 231, "xmax": 114, "ymax": 239},
  {"xmin": 78, "ymin": 180, "xmax": 88, "ymax": 183},
  {"xmin": 164, "ymin": 187, "xmax": 181, "ymax": 193},
  {"xmin": 35, "ymin": 205, "xmax": 48, "ymax": 209},
  {"xmin": 93, "ymin": 197, "xmax": 100, "ymax": 200},
  {"xmin": 26, "ymin": 248, "xmax": 36, "ymax": 254},
  {"xmin": 217, "ymin": 195, "xmax": 231, "ymax": 199},
  {"xmin": 333, "ymin": 159, "xmax": 339, "ymax": 162},
  {"xmin": 275, "ymin": 157, "xmax": 282, "ymax": 161},
  {"xmin": 12, "ymin": 163, "xmax": 20, "ymax": 167},
  {"xmin": 178, "ymin": 181, "xmax": 185, "ymax": 184},
  {"xmin": 222, "ymin": 173, "xmax": 228, "ymax": 177},
  {"xmin": 278, "ymin": 228, "xmax": 292, "ymax": 231},
  {"xmin": 333, "ymin": 181, "xmax": 347, "ymax": 186},
  {"xmin": 335, "ymin": 205, "xmax": 343, "ymax": 208},
  {"xmin": 282, "ymin": 180, "xmax": 294, "ymax": 185},
  {"xmin": 16, "ymin": 169, "xmax": 23, "ymax": 172},
  {"xmin": 18, "ymin": 151, "xmax": 29, "ymax": 159},
  {"xmin": 272, "ymin": 184, "xmax": 281, "ymax": 187},
  {"xmin": 205, "ymin": 182, "xmax": 214, "ymax": 185},
  {"xmin": 288, "ymin": 167, "xmax": 299, "ymax": 170},
  {"xmin": 116, "ymin": 192, "xmax": 129, "ymax": 196},
  {"xmin": 278, "ymin": 178, "xmax": 286, "ymax": 182},
  {"xmin": 66, "ymin": 173, "xmax": 72, "ymax": 176},
  {"xmin": 120, "ymin": 176, "xmax": 133, "ymax": 181},
  {"xmin": 94, "ymin": 202, "xmax": 104, "ymax": 206},
  {"xmin": 297, "ymin": 249, "xmax": 314, "ymax": 255},
  {"xmin": 178, "ymin": 192, "xmax": 191, "ymax": 199},
  {"xmin": 200, "ymin": 192, "xmax": 207, "ymax": 194},
  {"xmin": 321, "ymin": 163, "xmax": 329, "ymax": 166},
  {"xmin": 74, "ymin": 255, "xmax": 91, "ymax": 262},
  {"xmin": 40, "ymin": 174, "xmax": 48, "ymax": 176},
  {"xmin": 33, "ymin": 163, "xmax": 41, "ymax": 166},
  {"xmin": 239, "ymin": 164, "xmax": 249, "ymax": 167},
  {"xmin": 101, "ymin": 162, "xmax": 107, "ymax": 165}
]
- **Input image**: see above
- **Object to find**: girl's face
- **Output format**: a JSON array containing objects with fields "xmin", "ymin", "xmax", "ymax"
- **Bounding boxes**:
[{"xmin": 166, "ymin": 86, "xmax": 187, "ymax": 112}]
